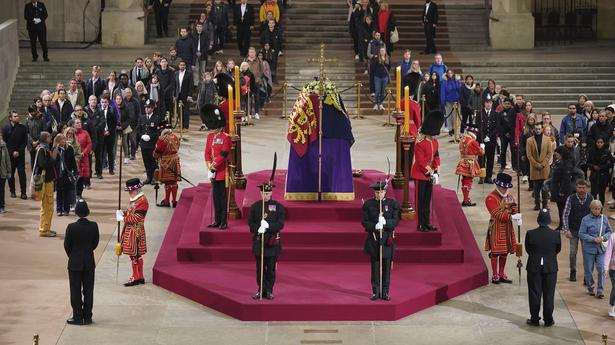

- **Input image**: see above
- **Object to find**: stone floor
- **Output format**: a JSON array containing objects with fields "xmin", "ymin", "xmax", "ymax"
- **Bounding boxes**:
[{"xmin": 2, "ymin": 47, "xmax": 615, "ymax": 345}]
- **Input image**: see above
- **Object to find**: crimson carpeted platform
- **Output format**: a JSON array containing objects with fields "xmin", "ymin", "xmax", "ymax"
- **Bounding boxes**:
[{"xmin": 153, "ymin": 170, "xmax": 487, "ymax": 321}]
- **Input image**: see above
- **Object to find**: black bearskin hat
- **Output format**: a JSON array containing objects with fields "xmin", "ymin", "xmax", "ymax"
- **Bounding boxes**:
[
  {"xmin": 200, "ymin": 104, "xmax": 226, "ymax": 130},
  {"xmin": 420, "ymin": 110, "xmax": 444, "ymax": 136},
  {"xmin": 215, "ymin": 73, "xmax": 234, "ymax": 99}
]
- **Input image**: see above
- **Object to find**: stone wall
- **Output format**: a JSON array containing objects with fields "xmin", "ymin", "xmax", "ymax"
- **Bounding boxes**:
[
  {"xmin": 15, "ymin": 0, "xmax": 101, "ymax": 42},
  {"xmin": 0, "ymin": 19, "xmax": 20, "ymax": 122}
]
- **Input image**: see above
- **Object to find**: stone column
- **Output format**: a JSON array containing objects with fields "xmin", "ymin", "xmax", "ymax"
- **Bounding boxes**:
[
  {"xmin": 597, "ymin": 0, "xmax": 615, "ymax": 39},
  {"xmin": 489, "ymin": 0, "xmax": 534, "ymax": 49},
  {"xmin": 102, "ymin": 0, "xmax": 146, "ymax": 48}
]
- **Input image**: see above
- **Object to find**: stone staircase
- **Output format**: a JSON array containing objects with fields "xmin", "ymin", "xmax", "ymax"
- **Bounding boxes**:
[
  {"xmin": 8, "ymin": 61, "xmax": 130, "ymax": 116},
  {"xmin": 459, "ymin": 61, "xmax": 615, "ymax": 118},
  {"xmin": 392, "ymin": 3, "xmax": 489, "ymax": 52}
]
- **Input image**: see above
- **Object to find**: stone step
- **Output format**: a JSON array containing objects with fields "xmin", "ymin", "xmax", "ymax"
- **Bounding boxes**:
[{"xmin": 467, "ymin": 73, "xmax": 615, "ymax": 81}]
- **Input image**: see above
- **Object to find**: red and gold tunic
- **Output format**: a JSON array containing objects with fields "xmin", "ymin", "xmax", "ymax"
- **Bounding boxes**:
[
  {"xmin": 455, "ymin": 133, "xmax": 484, "ymax": 177},
  {"xmin": 153, "ymin": 131, "xmax": 181, "ymax": 182},
  {"xmin": 205, "ymin": 131, "xmax": 232, "ymax": 182},
  {"xmin": 121, "ymin": 194, "xmax": 149, "ymax": 256},
  {"xmin": 484, "ymin": 190, "xmax": 518, "ymax": 255},
  {"xmin": 410, "ymin": 136, "xmax": 440, "ymax": 181}
]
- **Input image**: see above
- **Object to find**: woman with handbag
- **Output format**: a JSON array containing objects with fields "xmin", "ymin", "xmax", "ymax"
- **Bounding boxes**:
[
  {"xmin": 54, "ymin": 134, "xmax": 78, "ymax": 216},
  {"xmin": 36, "ymin": 131, "xmax": 59, "ymax": 237},
  {"xmin": 579, "ymin": 200, "xmax": 612, "ymax": 298},
  {"xmin": 377, "ymin": 2, "xmax": 397, "ymax": 54},
  {"xmin": 73, "ymin": 119, "xmax": 92, "ymax": 199}
]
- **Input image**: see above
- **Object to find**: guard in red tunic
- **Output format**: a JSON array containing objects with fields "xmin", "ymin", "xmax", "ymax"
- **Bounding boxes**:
[
  {"xmin": 485, "ymin": 173, "xmax": 522, "ymax": 284},
  {"xmin": 215, "ymin": 73, "xmax": 234, "ymax": 134},
  {"xmin": 455, "ymin": 124, "xmax": 485, "ymax": 207},
  {"xmin": 153, "ymin": 121, "xmax": 181, "ymax": 208},
  {"xmin": 411, "ymin": 110, "xmax": 444, "ymax": 232},
  {"xmin": 202, "ymin": 104, "xmax": 232, "ymax": 229},
  {"xmin": 117, "ymin": 178, "xmax": 149, "ymax": 287},
  {"xmin": 400, "ymin": 97, "xmax": 422, "ymax": 174}
]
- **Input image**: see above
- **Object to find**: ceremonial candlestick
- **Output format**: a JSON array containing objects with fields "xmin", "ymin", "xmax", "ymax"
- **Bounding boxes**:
[
  {"xmin": 233, "ymin": 110, "xmax": 247, "ymax": 189},
  {"xmin": 228, "ymin": 85, "xmax": 235, "ymax": 135},
  {"xmin": 404, "ymin": 86, "xmax": 410, "ymax": 134},
  {"xmin": 227, "ymin": 138, "xmax": 241, "ymax": 220},
  {"xmin": 392, "ymin": 113, "xmax": 405, "ymax": 189},
  {"xmin": 234, "ymin": 66, "xmax": 240, "ymax": 110},
  {"xmin": 396, "ymin": 66, "xmax": 401, "ymax": 111},
  {"xmin": 179, "ymin": 100, "xmax": 184, "ymax": 141},
  {"xmin": 400, "ymin": 135, "xmax": 416, "ymax": 220}
]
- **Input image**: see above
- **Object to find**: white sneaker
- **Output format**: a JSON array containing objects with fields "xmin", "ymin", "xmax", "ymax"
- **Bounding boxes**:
[
  {"xmin": 373, "ymin": 105, "xmax": 379, "ymax": 110},
  {"xmin": 0, "ymin": 208, "xmax": 6, "ymax": 214},
  {"xmin": 355, "ymin": 54, "xmax": 359, "ymax": 60},
  {"xmin": 123, "ymin": 157, "xmax": 130, "ymax": 164},
  {"xmin": 522, "ymin": 176, "xmax": 528, "ymax": 183},
  {"xmin": 364, "ymin": 70, "xmax": 368, "ymax": 75},
  {"xmin": 254, "ymin": 113, "xmax": 260, "ymax": 120},
  {"xmin": 609, "ymin": 306, "xmax": 615, "ymax": 317},
  {"xmin": 608, "ymin": 199, "xmax": 615, "ymax": 206},
  {"xmin": 278, "ymin": 51, "xmax": 283, "ymax": 56},
  {"xmin": 242, "ymin": 116, "xmax": 247, "ymax": 122}
]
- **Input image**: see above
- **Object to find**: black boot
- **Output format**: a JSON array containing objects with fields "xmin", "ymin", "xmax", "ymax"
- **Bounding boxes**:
[
  {"xmin": 569, "ymin": 270, "xmax": 576, "ymax": 282},
  {"xmin": 533, "ymin": 203, "xmax": 540, "ymax": 211}
]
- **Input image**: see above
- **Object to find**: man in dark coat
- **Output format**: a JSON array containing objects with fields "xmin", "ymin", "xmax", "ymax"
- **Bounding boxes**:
[
  {"xmin": 64, "ymin": 199, "xmax": 99, "ymax": 325},
  {"xmin": 149, "ymin": 0, "xmax": 172, "ymax": 37},
  {"xmin": 24, "ymin": 0, "xmax": 49, "ymax": 62},
  {"xmin": 496, "ymin": 97, "xmax": 517, "ymax": 173},
  {"xmin": 1, "ymin": 111, "xmax": 28, "ymax": 199},
  {"xmin": 174, "ymin": 61, "xmax": 194, "ymax": 129},
  {"xmin": 362, "ymin": 180, "xmax": 400, "ymax": 301},
  {"xmin": 248, "ymin": 182, "xmax": 285, "ymax": 300},
  {"xmin": 422, "ymin": 0, "xmax": 438, "ymax": 54},
  {"xmin": 233, "ymin": 0, "xmax": 255, "ymax": 57},
  {"xmin": 156, "ymin": 57, "xmax": 176, "ymax": 121},
  {"xmin": 137, "ymin": 99, "xmax": 161, "ymax": 184},
  {"xmin": 476, "ymin": 96, "xmax": 497, "ymax": 183},
  {"xmin": 99, "ymin": 97, "xmax": 118, "ymax": 175},
  {"xmin": 525, "ymin": 209, "xmax": 561, "ymax": 327}
]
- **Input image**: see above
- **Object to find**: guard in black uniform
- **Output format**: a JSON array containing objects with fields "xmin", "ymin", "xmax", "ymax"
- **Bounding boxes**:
[
  {"xmin": 24, "ymin": 0, "xmax": 49, "ymax": 62},
  {"xmin": 137, "ymin": 99, "xmax": 161, "ymax": 184},
  {"xmin": 362, "ymin": 180, "xmax": 400, "ymax": 301},
  {"xmin": 248, "ymin": 182, "xmax": 285, "ymax": 300}
]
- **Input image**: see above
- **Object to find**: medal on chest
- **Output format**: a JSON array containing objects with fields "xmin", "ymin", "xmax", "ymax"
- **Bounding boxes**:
[
  {"xmin": 268, "ymin": 204, "xmax": 276, "ymax": 212},
  {"xmin": 213, "ymin": 138, "xmax": 224, "ymax": 145}
]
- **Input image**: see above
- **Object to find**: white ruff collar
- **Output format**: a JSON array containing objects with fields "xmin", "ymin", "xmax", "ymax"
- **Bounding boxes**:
[{"xmin": 130, "ymin": 192, "xmax": 144, "ymax": 202}]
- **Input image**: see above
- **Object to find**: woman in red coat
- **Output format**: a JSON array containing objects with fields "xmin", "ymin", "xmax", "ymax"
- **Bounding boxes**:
[
  {"xmin": 377, "ymin": 2, "xmax": 397, "ymax": 54},
  {"xmin": 73, "ymin": 118, "xmax": 92, "ymax": 198}
]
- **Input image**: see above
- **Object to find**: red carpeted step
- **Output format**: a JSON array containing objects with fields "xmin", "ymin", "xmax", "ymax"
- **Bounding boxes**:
[
  {"xmin": 199, "ymin": 227, "xmax": 442, "ymax": 246},
  {"xmin": 153, "ymin": 261, "xmax": 485, "ymax": 321},
  {"xmin": 176, "ymin": 243, "xmax": 464, "ymax": 263}
]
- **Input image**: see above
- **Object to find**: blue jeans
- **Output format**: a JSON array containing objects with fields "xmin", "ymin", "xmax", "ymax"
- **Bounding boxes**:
[
  {"xmin": 582, "ymin": 250, "xmax": 605, "ymax": 293},
  {"xmin": 373, "ymin": 76, "xmax": 388, "ymax": 105}
]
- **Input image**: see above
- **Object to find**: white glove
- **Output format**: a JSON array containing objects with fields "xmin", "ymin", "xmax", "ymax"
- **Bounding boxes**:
[
  {"xmin": 257, "ymin": 226, "xmax": 266, "ymax": 234},
  {"xmin": 375, "ymin": 222, "xmax": 384, "ymax": 230},
  {"xmin": 574, "ymin": 133, "xmax": 580, "ymax": 138},
  {"xmin": 432, "ymin": 173, "xmax": 439, "ymax": 185},
  {"xmin": 260, "ymin": 219, "xmax": 269, "ymax": 229},
  {"xmin": 33, "ymin": 18, "xmax": 41, "ymax": 24},
  {"xmin": 141, "ymin": 134, "xmax": 151, "ymax": 142},
  {"xmin": 511, "ymin": 213, "xmax": 523, "ymax": 225},
  {"xmin": 378, "ymin": 215, "xmax": 386, "ymax": 225},
  {"xmin": 480, "ymin": 143, "xmax": 485, "ymax": 150},
  {"xmin": 207, "ymin": 170, "xmax": 215, "ymax": 179},
  {"xmin": 116, "ymin": 210, "xmax": 124, "ymax": 222},
  {"xmin": 484, "ymin": 136, "xmax": 490, "ymax": 143}
]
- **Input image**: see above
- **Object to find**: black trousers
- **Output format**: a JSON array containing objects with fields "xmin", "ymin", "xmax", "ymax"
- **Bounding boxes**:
[
  {"xmin": 28, "ymin": 26, "xmax": 48, "ymax": 60},
  {"xmin": 255, "ymin": 255, "xmax": 277, "ymax": 295},
  {"xmin": 527, "ymin": 269, "xmax": 557, "ymax": 323},
  {"xmin": 237, "ymin": 28, "xmax": 251, "ymax": 57},
  {"xmin": 556, "ymin": 194, "xmax": 567, "ymax": 228},
  {"xmin": 423, "ymin": 22, "xmax": 436, "ymax": 53},
  {"xmin": 0, "ymin": 178, "xmax": 5, "ymax": 209},
  {"xmin": 214, "ymin": 25, "xmax": 227, "ymax": 50},
  {"xmin": 499, "ymin": 135, "xmax": 518, "ymax": 171},
  {"xmin": 416, "ymin": 179, "xmax": 433, "ymax": 227},
  {"xmin": 481, "ymin": 142, "xmax": 496, "ymax": 180},
  {"xmin": 68, "ymin": 269, "xmax": 95, "ymax": 321},
  {"xmin": 103, "ymin": 133, "xmax": 116, "ymax": 173},
  {"xmin": 155, "ymin": 7, "xmax": 170, "ymax": 36},
  {"xmin": 370, "ymin": 256, "xmax": 392, "ymax": 294},
  {"xmin": 532, "ymin": 179, "xmax": 548, "ymax": 207},
  {"xmin": 211, "ymin": 180, "xmax": 227, "ymax": 224},
  {"xmin": 141, "ymin": 148, "xmax": 156, "ymax": 181},
  {"xmin": 592, "ymin": 180, "xmax": 608, "ymax": 204},
  {"xmin": 9, "ymin": 154, "xmax": 27, "ymax": 195}
]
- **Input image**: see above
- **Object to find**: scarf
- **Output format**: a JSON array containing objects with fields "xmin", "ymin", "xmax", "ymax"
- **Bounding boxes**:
[{"xmin": 149, "ymin": 82, "xmax": 160, "ymax": 102}]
